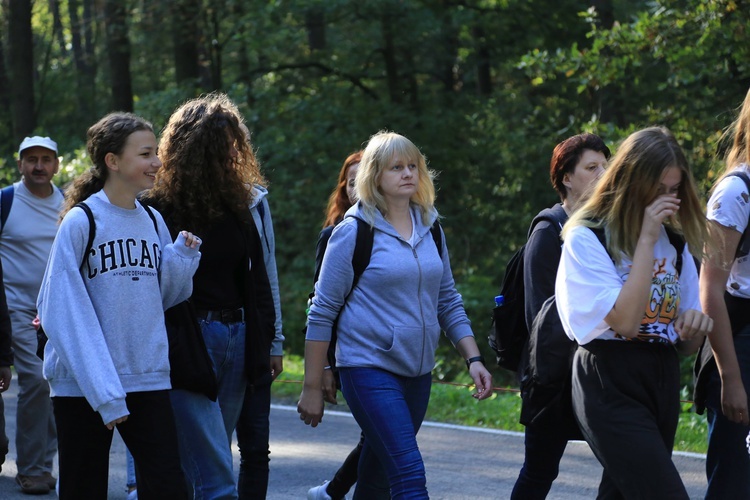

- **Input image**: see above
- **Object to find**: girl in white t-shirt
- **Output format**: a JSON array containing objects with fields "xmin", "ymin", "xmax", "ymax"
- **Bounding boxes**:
[
  {"xmin": 555, "ymin": 126, "xmax": 712, "ymax": 499},
  {"xmin": 698, "ymin": 86, "xmax": 750, "ymax": 499}
]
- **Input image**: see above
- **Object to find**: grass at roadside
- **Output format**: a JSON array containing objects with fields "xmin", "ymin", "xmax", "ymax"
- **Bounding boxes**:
[{"xmin": 273, "ymin": 354, "xmax": 708, "ymax": 454}]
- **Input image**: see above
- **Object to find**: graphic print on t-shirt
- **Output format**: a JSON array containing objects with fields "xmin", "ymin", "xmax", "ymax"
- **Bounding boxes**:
[{"xmin": 616, "ymin": 256, "xmax": 680, "ymax": 343}]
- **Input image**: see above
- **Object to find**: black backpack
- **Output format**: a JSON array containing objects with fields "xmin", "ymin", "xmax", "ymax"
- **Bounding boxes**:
[
  {"xmin": 488, "ymin": 209, "xmax": 567, "ymax": 372},
  {"xmin": 307, "ymin": 215, "xmax": 443, "ymax": 371}
]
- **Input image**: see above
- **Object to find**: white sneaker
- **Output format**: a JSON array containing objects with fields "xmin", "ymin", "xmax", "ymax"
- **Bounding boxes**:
[
  {"xmin": 127, "ymin": 488, "xmax": 138, "ymax": 500},
  {"xmin": 308, "ymin": 481, "xmax": 333, "ymax": 500}
]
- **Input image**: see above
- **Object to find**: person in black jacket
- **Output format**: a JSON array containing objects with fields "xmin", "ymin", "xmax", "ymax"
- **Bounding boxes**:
[
  {"xmin": 511, "ymin": 133, "xmax": 609, "ymax": 499},
  {"xmin": 0, "ymin": 259, "xmax": 13, "ymax": 475},
  {"xmin": 144, "ymin": 93, "xmax": 276, "ymax": 499}
]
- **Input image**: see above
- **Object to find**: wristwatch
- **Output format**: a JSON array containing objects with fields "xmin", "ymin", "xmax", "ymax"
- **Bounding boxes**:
[{"xmin": 465, "ymin": 355, "xmax": 485, "ymax": 370}]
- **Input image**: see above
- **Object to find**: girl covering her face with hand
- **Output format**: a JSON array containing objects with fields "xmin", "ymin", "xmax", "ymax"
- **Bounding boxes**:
[{"xmin": 556, "ymin": 126, "xmax": 711, "ymax": 499}]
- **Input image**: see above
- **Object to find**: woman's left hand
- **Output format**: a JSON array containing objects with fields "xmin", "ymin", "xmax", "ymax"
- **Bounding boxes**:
[
  {"xmin": 673, "ymin": 309, "xmax": 714, "ymax": 342},
  {"xmin": 469, "ymin": 363, "xmax": 494, "ymax": 400}
]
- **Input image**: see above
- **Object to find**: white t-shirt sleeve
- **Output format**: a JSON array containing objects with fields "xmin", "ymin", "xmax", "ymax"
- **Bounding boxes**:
[
  {"xmin": 555, "ymin": 225, "xmax": 621, "ymax": 345},
  {"xmin": 707, "ymin": 173, "xmax": 750, "ymax": 235}
]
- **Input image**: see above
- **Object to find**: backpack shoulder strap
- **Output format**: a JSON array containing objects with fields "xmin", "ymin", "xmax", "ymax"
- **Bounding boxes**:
[
  {"xmin": 142, "ymin": 204, "xmax": 160, "ymax": 235},
  {"xmin": 352, "ymin": 218, "xmax": 373, "ymax": 286},
  {"xmin": 74, "ymin": 202, "xmax": 96, "ymax": 269},
  {"xmin": 588, "ymin": 226, "xmax": 615, "ymax": 264},
  {"xmin": 430, "ymin": 221, "xmax": 443, "ymax": 258},
  {"xmin": 527, "ymin": 205, "xmax": 567, "ymax": 243},
  {"xmin": 726, "ymin": 171, "xmax": 750, "ymax": 258},
  {"xmin": 664, "ymin": 227, "xmax": 685, "ymax": 275},
  {"xmin": 0, "ymin": 185, "xmax": 15, "ymax": 235}
]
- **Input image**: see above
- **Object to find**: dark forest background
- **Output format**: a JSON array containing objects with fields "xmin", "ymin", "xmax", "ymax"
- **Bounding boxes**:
[{"xmin": 2, "ymin": 0, "xmax": 749, "ymax": 384}]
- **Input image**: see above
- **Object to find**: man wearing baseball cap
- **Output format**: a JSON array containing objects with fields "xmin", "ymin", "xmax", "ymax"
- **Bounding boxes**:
[{"xmin": 0, "ymin": 136, "xmax": 63, "ymax": 494}]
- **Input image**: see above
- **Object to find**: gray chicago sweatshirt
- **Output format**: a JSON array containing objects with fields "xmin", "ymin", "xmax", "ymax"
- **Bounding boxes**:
[{"xmin": 37, "ymin": 190, "xmax": 200, "ymax": 424}]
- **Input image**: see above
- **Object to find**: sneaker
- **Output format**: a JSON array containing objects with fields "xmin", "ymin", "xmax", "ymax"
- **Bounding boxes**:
[
  {"xmin": 41, "ymin": 472, "xmax": 57, "ymax": 490},
  {"xmin": 15, "ymin": 474, "xmax": 51, "ymax": 494},
  {"xmin": 127, "ymin": 487, "xmax": 138, "ymax": 500},
  {"xmin": 308, "ymin": 481, "xmax": 333, "ymax": 500}
]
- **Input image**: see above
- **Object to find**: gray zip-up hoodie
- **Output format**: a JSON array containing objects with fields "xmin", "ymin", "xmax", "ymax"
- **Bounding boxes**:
[
  {"xmin": 249, "ymin": 185, "xmax": 283, "ymax": 356},
  {"xmin": 37, "ymin": 190, "xmax": 201, "ymax": 424},
  {"xmin": 306, "ymin": 203, "xmax": 473, "ymax": 377}
]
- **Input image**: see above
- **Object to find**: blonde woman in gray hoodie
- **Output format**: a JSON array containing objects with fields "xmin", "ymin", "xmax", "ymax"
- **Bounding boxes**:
[{"xmin": 298, "ymin": 131, "xmax": 493, "ymax": 499}]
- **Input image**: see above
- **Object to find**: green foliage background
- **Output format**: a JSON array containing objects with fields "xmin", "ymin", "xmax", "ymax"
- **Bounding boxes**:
[{"xmin": 2, "ymin": 0, "xmax": 749, "ymax": 392}]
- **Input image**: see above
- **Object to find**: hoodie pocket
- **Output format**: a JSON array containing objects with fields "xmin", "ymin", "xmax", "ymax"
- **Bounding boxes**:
[{"xmin": 380, "ymin": 321, "xmax": 441, "ymax": 374}]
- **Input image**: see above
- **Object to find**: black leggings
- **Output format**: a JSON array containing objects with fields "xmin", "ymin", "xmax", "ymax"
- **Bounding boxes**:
[{"xmin": 53, "ymin": 390, "xmax": 187, "ymax": 500}]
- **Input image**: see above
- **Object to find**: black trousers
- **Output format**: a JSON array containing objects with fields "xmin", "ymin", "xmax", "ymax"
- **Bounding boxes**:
[
  {"xmin": 53, "ymin": 390, "xmax": 187, "ymax": 500},
  {"xmin": 572, "ymin": 340, "xmax": 688, "ymax": 500}
]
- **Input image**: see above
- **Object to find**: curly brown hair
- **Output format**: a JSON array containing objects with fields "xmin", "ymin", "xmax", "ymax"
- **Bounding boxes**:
[
  {"xmin": 62, "ymin": 112, "xmax": 154, "ymax": 218},
  {"xmin": 145, "ymin": 93, "xmax": 266, "ymax": 232}
]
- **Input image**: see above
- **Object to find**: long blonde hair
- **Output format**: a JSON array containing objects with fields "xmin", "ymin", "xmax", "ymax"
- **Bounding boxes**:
[
  {"xmin": 564, "ymin": 126, "xmax": 706, "ymax": 262},
  {"xmin": 355, "ymin": 131, "xmax": 436, "ymax": 225},
  {"xmin": 710, "ymin": 87, "xmax": 750, "ymax": 189}
]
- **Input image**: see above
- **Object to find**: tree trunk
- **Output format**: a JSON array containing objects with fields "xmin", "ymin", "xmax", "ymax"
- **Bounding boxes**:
[
  {"xmin": 381, "ymin": 12, "xmax": 401, "ymax": 104},
  {"xmin": 473, "ymin": 26, "xmax": 492, "ymax": 96},
  {"xmin": 172, "ymin": 0, "xmax": 200, "ymax": 85},
  {"xmin": 0, "ymin": 27, "xmax": 12, "ymax": 150},
  {"xmin": 49, "ymin": 0, "xmax": 67, "ymax": 55},
  {"xmin": 305, "ymin": 7, "xmax": 326, "ymax": 51},
  {"xmin": 590, "ymin": 0, "xmax": 620, "ymax": 125},
  {"xmin": 104, "ymin": 0, "xmax": 133, "ymax": 111},
  {"xmin": 208, "ymin": 6, "xmax": 222, "ymax": 90},
  {"xmin": 68, "ymin": 0, "xmax": 96, "ymax": 123},
  {"xmin": 8, "ymin": 0, "xmax": 35, "ymax": 144}
]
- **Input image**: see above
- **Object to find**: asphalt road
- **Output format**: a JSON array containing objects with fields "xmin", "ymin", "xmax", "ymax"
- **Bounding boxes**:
[{"xmin": 0, "ymin": 382, "xmax": 708, "ymax": 499}]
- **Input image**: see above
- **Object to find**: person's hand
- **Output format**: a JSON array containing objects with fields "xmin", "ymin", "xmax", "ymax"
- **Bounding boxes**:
[
  {"xmin": 0, "ymin": 366, "xmax": 11, "ymax": 393},
  {"xmin": 32, "ymin": 316, "xmax": 41, "ymax": 331},
  {"xmin": 721, "ymin": 375, "xmax": 750, "ymax": 425},
  {"xmin": 105, "ymin": 415, "xmax": 128, "ymax": 430},
  {"xmin": 180, "ymin": 231, "xmax": 202, "ymax": 249},
  {"xmin": 270, "ymin": 355, "xmax": 283, "ymax": 381},
  {"xmin": 673, "ymin": 309, "xmax": 713, "ymax": 342},
  {"xmin": 322, "ymin": 369, "xmax": 338, "ymax": 405},
  {"xmin": 640, "ymin": 194, "xmax": 680, "ymax": 244},
  {"xmin": 469, "ymin": 362, "xmax": 494, "ymax": 401},
  {"xmin": 297, "ymin": 387, "xmax": 324, "ymax": 427}
]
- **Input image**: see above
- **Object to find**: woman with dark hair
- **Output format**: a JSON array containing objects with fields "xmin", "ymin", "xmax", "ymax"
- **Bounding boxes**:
[
  {"xmin": 557, "ymin": 127, "xmax": 711, "ymax": 498},
  {"xmin": 144, "ymin": 93, "xmax": 276, "ymax": 499},
  {"xmin": 37, "ymin": 112, "xmax": 201, "ymax": 499},
  {"xmin": 511, "ymin": 133, "xmax": 609, "ymax": 499}
]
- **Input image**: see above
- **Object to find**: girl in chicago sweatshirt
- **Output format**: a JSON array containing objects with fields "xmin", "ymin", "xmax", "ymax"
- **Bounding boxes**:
[{"xmin": 36, "ymin": 112, "xmax": 201, "ymax": 500}]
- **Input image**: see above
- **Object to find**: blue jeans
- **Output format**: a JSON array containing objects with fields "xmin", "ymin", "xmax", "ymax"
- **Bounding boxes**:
[
  {"xmin": 201, "ymin": 318, "xmax": 247, "ymax": 443},
  {"xmin": 236, "ymin": 371, "xmax": 271, "ymax": 500},
  {"xmin": 340, "ymin": 368, "xmax": 431, "ymax": 500},
  {"xmin": 170, "ymin": 389, "xmax": 237, "ymax": 500},
  {"xmin": 705, "ymin": 330, "xmax": 750, "ymax": 499},
  {"xmin": 126, "ymin": 448, "xmax": 136, "ymax": 489}
]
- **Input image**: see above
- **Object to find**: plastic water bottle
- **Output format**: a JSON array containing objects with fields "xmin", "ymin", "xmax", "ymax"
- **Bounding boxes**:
[{"xmin": 495, "ymin": 295, "xmax": 504, "ymax": 307}]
